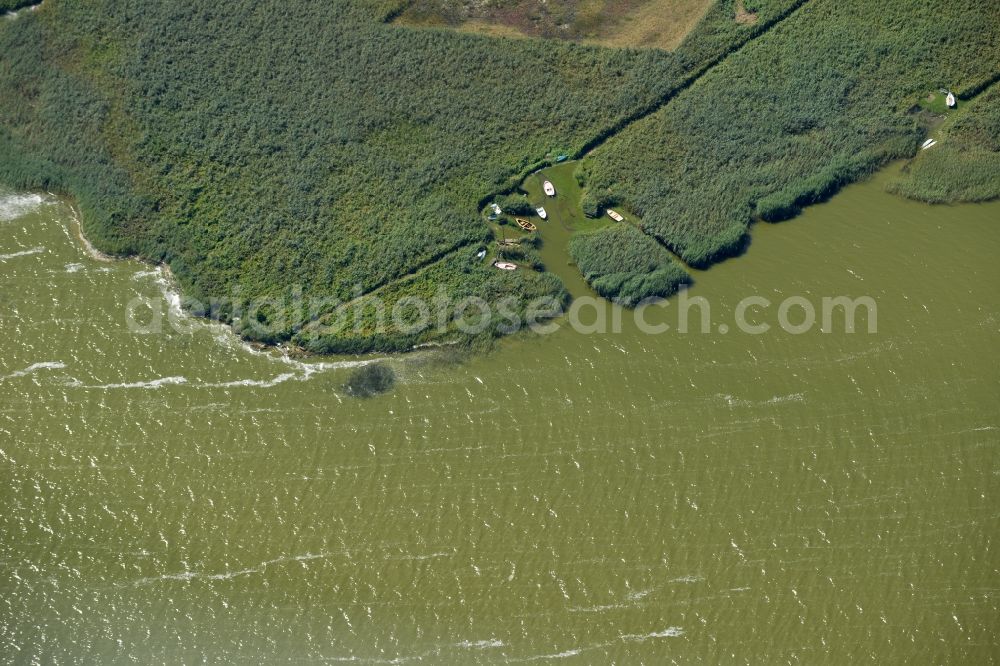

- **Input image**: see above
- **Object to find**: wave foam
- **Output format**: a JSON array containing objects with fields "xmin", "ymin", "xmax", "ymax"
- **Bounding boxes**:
[
  {"xmin": 622, "ymin": 627, "xmax": 685, "ymax": 641},
  {"xmin": 87, "ymin": 376, "xmax": 188, "ymax": 390},
  {"xmin": 0, "ymin": 193, "xmax": 51, "ymax": 222},
  {"xmin": 0, "ymin": 246, "xmax": 46, "ymax": 261},
  {"xmin": 0, "ymin": 361, "xmax": 66, "ymax": 382}
]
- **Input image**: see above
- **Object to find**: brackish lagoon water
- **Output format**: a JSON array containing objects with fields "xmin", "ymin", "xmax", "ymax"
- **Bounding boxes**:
[{"xmin": 1, "ymin": 169, "xmax": 998, "ymax": 664}]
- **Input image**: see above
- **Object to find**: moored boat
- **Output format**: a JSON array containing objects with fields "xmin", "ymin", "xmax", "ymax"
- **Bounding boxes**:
[
  {"xmin": 536, "ymin": 207, "xmax": 547, "ymax": 220},
  {"xmin": 543, "ymin": 181, "xmax": 556, "ymax": 197},
  {"xmin": 516, "ymin": 218, "xmax": 537, "ymax": 232}
]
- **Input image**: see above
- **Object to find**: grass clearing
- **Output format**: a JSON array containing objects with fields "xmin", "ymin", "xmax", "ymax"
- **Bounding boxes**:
[{"xmin": 397, "ymin": 0, "xmax": 715, "ymax": 51}]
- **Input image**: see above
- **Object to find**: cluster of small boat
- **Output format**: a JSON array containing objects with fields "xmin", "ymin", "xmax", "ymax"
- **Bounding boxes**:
[{"xmin": 486, "ymin": 178, "xmax": 559, "ymax": 271}]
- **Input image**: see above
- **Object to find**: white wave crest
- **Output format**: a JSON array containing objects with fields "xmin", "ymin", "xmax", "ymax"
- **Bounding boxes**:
[
  {"xmin": 0, "ymin": 361, "xmax": 66, "ymax": 382},
  {"xmin": 86, "ymin": 376, "xmax": 188, "ymax": 390},
  {"xmin": 204, "ymin": 372, "xmax": 298, "ymax": 389},
  {"xmin": 454, "ymin": 639, "xmax": 504, "ymax": 649},
  {"xmin": 622, "ymin": 627, "xmax": 685, "ymax": 641},
  {"xmin": 136, "ymin": 551, "xmax": 331, "ymax": 585},
  {"xmin": 0, "ymin": 246, "xmax": 46, "ymax": 261}
]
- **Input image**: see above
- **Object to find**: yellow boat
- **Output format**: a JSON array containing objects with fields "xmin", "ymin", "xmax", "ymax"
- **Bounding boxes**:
[{"xmin": 515, "ymin": 218, "xmax": 537, "ymax": 232}]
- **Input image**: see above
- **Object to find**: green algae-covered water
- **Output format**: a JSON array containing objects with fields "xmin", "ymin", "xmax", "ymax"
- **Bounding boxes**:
[{"xmin": 1, "ymin": 168, "xmax": 998, "ymax": 664}]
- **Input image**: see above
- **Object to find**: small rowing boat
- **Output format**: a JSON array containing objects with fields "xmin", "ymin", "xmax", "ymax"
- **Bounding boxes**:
[
  {"xmin": 494, "ymin": 261, "xmax": 517, "ymax": 271},
  {"xmin": 543, "ymin": 181, "xmax": 556, "ymax": 197},
  {"xmin": 536, "ymin": 207, "xmax": 547, "ymax": 220},
  {"xmin": 946, "ymin": 92, "xmax": 956, "ymax": 108},
  {"xmin": 607, "ymin": 209, "xmax": 624, "ymax": 222},
  {"xmin": 476, "ymin": 249, "xmax": 487, "ymax": 259},
  {"xmin": 516, "ymin": 218, "xmax": 537, "ymax": 232}
]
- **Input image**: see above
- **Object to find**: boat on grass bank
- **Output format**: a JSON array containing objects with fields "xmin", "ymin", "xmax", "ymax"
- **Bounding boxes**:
[
  {"xmin": 516, "ymin": 218, "xmax": 537, "ymax": 232},
  {"xmin": 494, "ymin": 261, "xmax": 517, "ymax": 270},
  {"xmin": 607, "ymin": 209, "xmax": 624, "ymax": 222}
]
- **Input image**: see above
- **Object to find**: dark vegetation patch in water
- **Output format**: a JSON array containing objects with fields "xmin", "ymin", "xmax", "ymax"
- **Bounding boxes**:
[{"xmin": 343, "ymin": 363, "xmax": 396, "ymax": 398}]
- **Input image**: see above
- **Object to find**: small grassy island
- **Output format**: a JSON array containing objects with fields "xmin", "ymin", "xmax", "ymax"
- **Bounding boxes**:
[
  {"xmin": 570, "ymin": 225, "xmax": 691, "ymax": 305},
  {"xmin": 1, "ymin": 0, "xmax": 997, "ymax": 354}
]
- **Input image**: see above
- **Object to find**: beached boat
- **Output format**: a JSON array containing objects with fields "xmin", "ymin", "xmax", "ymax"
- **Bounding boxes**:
[
  {"xmin": 536, "ymin": 207, "xmax": 547, "ymax": 220},
  {"xmin": 494, "ymin": 261, "xmax": 517, "ymax": 271},
  {"xmin": 515, "ymin": 218, "xmax": 537, "ymax": 232},
  {"xmin": 946, "ymin": 92, "xmax": 956, "ymax": 108},
  {"xmin": 476, "ymin": 249, "xmax": 487, "ymax": 259},
  {"xmin": 921, "ymin": 138, "xmax": 937, "ymax": 150},
  {"xmin": 607, "ymin": 209, "xmax": 624, "ymax": 222},
  {"xmin": 543, "ymin": 181, "xmax": 556, "ymax": 197}
]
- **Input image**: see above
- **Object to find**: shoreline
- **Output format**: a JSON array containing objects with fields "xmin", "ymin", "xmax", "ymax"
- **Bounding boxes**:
[
  {"xmin": 64, "ymin": 199, "xmax": 115, "ymax": 263},
  {"xmin": 57, "ymin": 192, "xmax": 408, "ymax": 362}
]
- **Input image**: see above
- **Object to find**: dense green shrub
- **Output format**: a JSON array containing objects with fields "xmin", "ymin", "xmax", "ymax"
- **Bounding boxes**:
[
  {"xmin": 569, "ymin": 224, "xmax": 690, "ymax": 305},
  {"xmin": 293, "ymin": 251, "xmax": 569, "ymax": 353}
]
